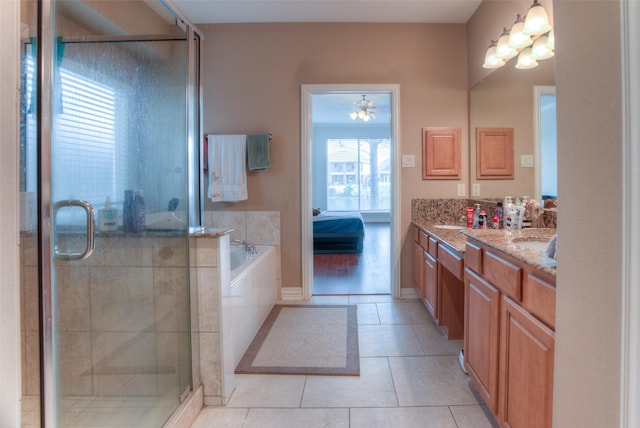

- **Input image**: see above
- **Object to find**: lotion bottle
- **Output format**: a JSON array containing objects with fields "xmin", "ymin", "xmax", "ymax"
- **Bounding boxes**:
[{"xmin": 98, "ymin": 197, "xmax": 119, "ymax": 232}]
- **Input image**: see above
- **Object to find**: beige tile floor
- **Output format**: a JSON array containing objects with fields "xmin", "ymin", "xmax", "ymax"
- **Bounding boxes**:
[{"xmin": 190, "ymin": 296, "xmax": 499, "ymax": 428}]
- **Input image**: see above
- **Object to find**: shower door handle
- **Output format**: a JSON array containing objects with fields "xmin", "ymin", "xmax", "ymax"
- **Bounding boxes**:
[{"xmin": 53, "ymin": 199, "xmax": 96, "ymax": 261}]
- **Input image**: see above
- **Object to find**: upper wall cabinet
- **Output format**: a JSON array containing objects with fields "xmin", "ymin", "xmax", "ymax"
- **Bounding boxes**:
[
  {"xmin": 476, "ymin": 127, "xmax": 514, "ymax": 180},
  {"xmin": 422, "ymin": 127, "xmax": 461, "ymax": 180}
]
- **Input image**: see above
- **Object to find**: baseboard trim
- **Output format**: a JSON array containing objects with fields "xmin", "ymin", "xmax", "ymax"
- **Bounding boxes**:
[
  {"xmin": 281, "ymin": 286, "xmax": 304, "ymax": 301},
  {"xmin": 399, "ymin": 287, "xmax": 419, "ymax": 299}
]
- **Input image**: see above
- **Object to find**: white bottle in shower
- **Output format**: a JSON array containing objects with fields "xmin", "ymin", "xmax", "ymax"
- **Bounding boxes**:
[{"xmin": 98, "ymin": 197, "xmax": 118, "ymax": 232}]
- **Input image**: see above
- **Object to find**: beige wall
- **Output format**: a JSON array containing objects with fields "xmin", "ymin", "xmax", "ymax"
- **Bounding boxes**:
[
  {"xmin": 553, "ymin": 0, "xmax": 622, "ymax": 426},
  {"xmin": 200, "ymin": 23, "xmax": 470, "ymax": 289}
]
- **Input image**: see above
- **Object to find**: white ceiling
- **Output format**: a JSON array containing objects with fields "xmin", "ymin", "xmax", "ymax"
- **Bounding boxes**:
[{"xmin": 169, "ymin": 0, "xmax": 482, "ymax": 25}]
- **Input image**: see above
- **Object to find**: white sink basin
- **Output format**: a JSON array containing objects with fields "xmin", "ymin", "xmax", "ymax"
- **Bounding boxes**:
[{"xmin": 433, "ymin": 224, "xmax": 467, "ymax": 230}]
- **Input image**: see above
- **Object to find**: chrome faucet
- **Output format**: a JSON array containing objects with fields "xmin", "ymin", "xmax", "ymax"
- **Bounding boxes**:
[{"xmin": 232, "ymin": 239, "xmax": 257, "ymax": 254}]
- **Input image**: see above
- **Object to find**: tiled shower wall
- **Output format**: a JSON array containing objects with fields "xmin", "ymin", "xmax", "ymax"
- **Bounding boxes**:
[{"xmin": 21, "ymin": 234, "xmax": 191, "ymax": 398}]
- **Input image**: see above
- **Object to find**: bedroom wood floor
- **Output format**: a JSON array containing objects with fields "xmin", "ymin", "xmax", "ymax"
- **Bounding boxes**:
[{"xmin": 313, "ymin": 222, "xmax": 390, "ymax": 295}]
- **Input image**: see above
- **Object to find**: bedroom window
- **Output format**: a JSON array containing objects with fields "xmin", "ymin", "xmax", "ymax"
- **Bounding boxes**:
[{"xmin": 326, "ymin": 138, "xmax": 390, "ymax": 211}]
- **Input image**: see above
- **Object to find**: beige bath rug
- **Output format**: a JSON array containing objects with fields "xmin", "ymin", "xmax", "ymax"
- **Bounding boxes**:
[{"xmin": 235, "ymin": 304, "xmax": 360, "ymax": 376}]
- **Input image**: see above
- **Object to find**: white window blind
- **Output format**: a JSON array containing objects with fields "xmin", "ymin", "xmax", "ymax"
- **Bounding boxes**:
[{"xmin": 52, "ymin": 66, "xmax": 130, "ymax": 225}]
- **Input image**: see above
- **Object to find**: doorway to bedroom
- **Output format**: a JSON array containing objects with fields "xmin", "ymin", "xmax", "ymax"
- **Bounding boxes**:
[{"xmin": 301, "ymin": 86, "xmax": 399, "ymax": 296}]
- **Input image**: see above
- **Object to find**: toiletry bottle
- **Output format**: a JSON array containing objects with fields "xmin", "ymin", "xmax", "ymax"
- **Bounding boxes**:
[
  {"xmin": 466, "ymin": 207, "xmax": 475, "ymax": 228},
  {"xmin": 123, "ymin": 189, "xmax": 134, "ymax": 233},
  {"xmin": 98, "ymin": 197, "xmax": 118, "ymax": 232},
  {"xmin": 494, "ymin": 202, "xmax": 503, "ymax": 229},
  {"xmin": 503, "ymin": 196, "xmax": 514, "ymax": 229},
  {"xmin": 473, "ymin": 203, "xmax": 481, "ymax": 229},
  {"xmin": 478, "ymin": 210, "xmax": 487, "ymax": 229},
  {"xmin": 133, "ymin": 189, "xmax": 146, "ymax": 232}
]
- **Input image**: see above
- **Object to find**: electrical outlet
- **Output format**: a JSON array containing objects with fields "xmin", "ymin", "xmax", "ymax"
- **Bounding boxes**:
[
  {"xmin": 457, "ymin": 183, "xmax": 465, "ymax": 196},
  {"xmin": 472, "ymin": 183, "xmax": 481, "ymax": 196}
]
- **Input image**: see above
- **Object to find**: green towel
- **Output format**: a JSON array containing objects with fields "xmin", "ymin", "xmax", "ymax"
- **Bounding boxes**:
[{"xmin": 247, "ymin": 134, "xmax": 271, "ymax": 171}]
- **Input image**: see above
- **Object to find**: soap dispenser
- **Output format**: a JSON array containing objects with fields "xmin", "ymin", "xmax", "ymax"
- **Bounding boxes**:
[{"xmin": 98, "ymin": 197, "xmax": 118, "ymax": 232}]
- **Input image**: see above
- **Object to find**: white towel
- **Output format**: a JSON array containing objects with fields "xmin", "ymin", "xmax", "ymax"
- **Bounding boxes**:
[{"xmin": 207, "ymin": 135, "xmax": 248, "ymax": 202}]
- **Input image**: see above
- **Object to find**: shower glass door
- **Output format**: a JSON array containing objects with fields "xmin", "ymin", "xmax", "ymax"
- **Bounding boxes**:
[{"xmin": 41, "ymin": 1, "xmax": 194, "ymax": 425}]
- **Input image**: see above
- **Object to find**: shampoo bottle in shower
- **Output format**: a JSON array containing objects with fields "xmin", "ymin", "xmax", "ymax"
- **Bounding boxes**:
[
  {"xmin": 133, "ymin": 189, "xmax": 146, "ymax": 232},
  {"xmin": 98, "ymin": 197, "xmax": 118, "ymax": 232},
  {"xmin": 123, "ymin": 190, "xmax": 134, "ymax": 233}
]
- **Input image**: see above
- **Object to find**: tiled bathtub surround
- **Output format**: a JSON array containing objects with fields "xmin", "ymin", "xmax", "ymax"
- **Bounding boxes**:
[
  {"xmin": 412, "ymin": 198, "xmax": 557, "ymax": 228},
  {"xmin": 204, "ymin": 210, "xmax": 282, "ymax": 291},
  {"xmin": 190, "ymin": 230, "xmax": 278, "ymax": 408},
  {"xmin": 204, "ymin": 210, "xmax": 281, "ymax": 246}
]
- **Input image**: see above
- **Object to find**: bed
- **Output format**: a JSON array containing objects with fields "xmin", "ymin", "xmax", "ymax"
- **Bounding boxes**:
[{"xmin": 312, "ymin": 211, "xmax": 365, "ymax": 254}]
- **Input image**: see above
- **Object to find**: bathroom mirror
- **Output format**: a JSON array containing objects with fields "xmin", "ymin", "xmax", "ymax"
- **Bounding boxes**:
[{"xmin": 469, "ymin": 58, "xmax": 555, "ymax": 200}]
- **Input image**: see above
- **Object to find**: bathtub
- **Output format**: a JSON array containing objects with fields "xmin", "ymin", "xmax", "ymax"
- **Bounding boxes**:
[{"xmin": 220, "ymin": 244, "xmax": 276, "ymax": 404}]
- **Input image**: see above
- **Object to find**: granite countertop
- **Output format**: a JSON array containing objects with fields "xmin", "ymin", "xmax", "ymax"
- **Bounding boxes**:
[
  {"xmin": 413, "ymin": 221, "xmax": 468, "ymax": 253},
  {"xmin": 462, "ymin": 228, "xmax": 557, "ymax": 276},
  {"xmin": 413, "ymin": 221, "xmax": 557, "ymax": 276}
]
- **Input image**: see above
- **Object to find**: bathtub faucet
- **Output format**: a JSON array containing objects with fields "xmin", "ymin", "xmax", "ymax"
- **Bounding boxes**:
[{"xmin": 232, "ymin": 239, "xmax": 257, "ymax": 254}]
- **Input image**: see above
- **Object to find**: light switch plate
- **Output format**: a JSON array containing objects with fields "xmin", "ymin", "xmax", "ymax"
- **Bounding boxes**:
[
  {"xmin": 521, "ymin": 154, "xmax": 534, "ymax": 167},
  {"xmin": 457, "ymin": 183, "xmax": 465, "ymax": 196},
  {"xmin": 402, "ymin": 155, "xmax": 415, "ymax": 168},
  {"xmin": 472, "ymin": 183, "xmax": 480, "ymax": 196}
]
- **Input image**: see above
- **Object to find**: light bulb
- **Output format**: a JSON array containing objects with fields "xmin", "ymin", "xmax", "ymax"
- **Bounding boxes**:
[
  {"xmin": 546, "ymin": 29, "xmax": 555, "ymax": 51},
  {"xmin": 483, "ymin": 41, "xmax": 505, "ymax": 69},
  {"xmin": 530, "ymin": 35, "xmax": 554, "ymax": 60},
  {"xmin": 515, "ymin": 47, "xmax": 539, "ymax": 69},
  {"xmin": 496, "ymin": 28, "xmax": 517, "ymax": 59},
  {"xmin": 350, "ymin": 112, "xmax": 358, "ymax": 120},
  {"xmin": 524, "ymin": 0, "xmax": 552, "ymax": 36},
  {"xmin": 508, "ymin": 14, "xmax": 533, "ymax": 49}
]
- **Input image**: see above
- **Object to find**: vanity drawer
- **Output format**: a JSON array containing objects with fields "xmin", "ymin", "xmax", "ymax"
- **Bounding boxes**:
[
  {"xmin": 438, "ymin": 244, "xmax": 463, "ymax": 280},
  {"xmin": 465, "ymin": 242, "xmax": 483, "ymax": 274},
  {"xmin": 419, "ymin": 230, "xmax": 430, "ymax": 249},
  {"xmin": 523, "ymin": 274, "xmax": 556, "ymax": 329},
  {"xmin": 483, "ymin": 251, "xmax": 522, "ymax": 300},
  {"xmin": 428, "ymin": 236, "xmax": 438, "ymax": 258}
]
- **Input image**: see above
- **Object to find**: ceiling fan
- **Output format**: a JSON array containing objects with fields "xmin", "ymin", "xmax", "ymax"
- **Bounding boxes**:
[{"xmin": 350, "ymin": 95, "xmax": 376, "ymax": 122}]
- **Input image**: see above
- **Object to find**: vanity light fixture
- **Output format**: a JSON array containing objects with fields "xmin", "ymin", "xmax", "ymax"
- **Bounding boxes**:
[
  {"xmin": 482, "ymin": 40, "xmax": 505, "ymax": 69},
  {"xmin": 523, "ymin": 0, "xmax": 552, "ymax": 36},
  {"xmin": 482, "ymin": 0, "xmax": 553, "ymax": 70},
  {"xmin": 349, "ymin": 95, "xmax": 376, "ymax": 122}
]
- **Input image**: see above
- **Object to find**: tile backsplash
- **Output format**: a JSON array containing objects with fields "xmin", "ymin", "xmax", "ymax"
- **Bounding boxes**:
[{"xmin": 412, "ymin": 198, "xmax": 557, "ymax": 228}]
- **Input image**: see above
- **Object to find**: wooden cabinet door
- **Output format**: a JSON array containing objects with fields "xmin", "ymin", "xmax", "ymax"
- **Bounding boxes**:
[
  {"xmin": 464, "ymin": 268, "xmax": 500, "ymax": 413},
  {"xmin": 499, "ymin": 296, "xmax": 555, "ymax": 428},
  {"xmin": 476, "ymin": 127, "xmax": 514, "ymax": 179},
  {"xmin": 424, "ymin": 252, "xmax": 438, "ymax": 319},
  {"xmin": 413, "ymin": 241, "xmax": 425, "ymax": 298},
  {"xmin": 422, "ymin": 127, "xmax": 461, "ymax": 179}
]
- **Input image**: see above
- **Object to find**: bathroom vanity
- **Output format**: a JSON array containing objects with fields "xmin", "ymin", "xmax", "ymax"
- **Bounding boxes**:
[
  {"xmin": 462, "ymin": 228, "xmax": 556, "ymax": 428},
  {"xmin": 412, "ymin": 215, "xmax": 557, "ymax": 428}
]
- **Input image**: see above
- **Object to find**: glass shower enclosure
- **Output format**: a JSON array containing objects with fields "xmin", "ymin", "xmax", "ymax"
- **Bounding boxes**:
[{"xmin": 20, "ymin": 0, "xmax": 202, "ymax": 425}]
